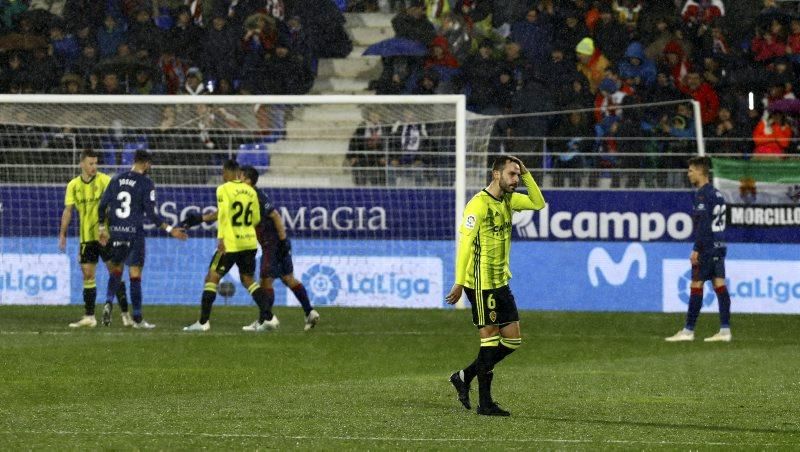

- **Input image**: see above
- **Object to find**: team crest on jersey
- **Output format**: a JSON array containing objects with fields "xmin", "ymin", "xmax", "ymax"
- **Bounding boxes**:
[
  {"xmin": 489, "ymin": 311, "xmax": 497, "ymax": 322},
  {"xmin": 465, "ymin": 215, "xmax": 476, "ymax": 229}
]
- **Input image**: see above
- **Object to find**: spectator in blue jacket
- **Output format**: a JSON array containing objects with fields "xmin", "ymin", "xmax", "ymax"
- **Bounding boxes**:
[
  {"xmin": 619, "ymin": 41, "xmax": 657, "ymax": 89},
  {"xmin": 96, "ymin": 14, "xmax": 127, "ymax": 59}
]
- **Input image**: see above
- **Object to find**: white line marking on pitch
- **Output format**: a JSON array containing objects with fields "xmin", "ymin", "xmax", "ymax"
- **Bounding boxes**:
[{"xmin": 0, "ymin": 430, "xmax": 793, "ymax": 447}]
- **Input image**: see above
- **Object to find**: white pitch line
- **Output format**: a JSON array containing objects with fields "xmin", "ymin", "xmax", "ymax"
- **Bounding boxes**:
[
  {"xmin": 0, "ymin": 330, "xmax": 428, "ymax": 337},
  {"xmin": 0, "ymin": 430, "xmax": 793, "ymax": 447}
]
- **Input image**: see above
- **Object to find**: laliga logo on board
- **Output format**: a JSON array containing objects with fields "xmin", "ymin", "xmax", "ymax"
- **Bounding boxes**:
[
  {"xmin": 302, "ymin": 264, "xmax": 342, "ymax": 305},
  {"xmin": 586, "ymin": 243, "xmax": 647, "ymax": 287}
]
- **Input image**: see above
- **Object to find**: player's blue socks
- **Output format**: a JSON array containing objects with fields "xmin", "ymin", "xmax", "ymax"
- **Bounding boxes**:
[
  {"xmin": 105, "ymin": 270, "xmax": 123, "ymax": 307},
  {"xmin": 130, "ymin": 277, "xmax": 143, "ymax": 323},
  {"xmin": 200, "ymin": 282, "xmax": 217, "ymax": 324},
  {"xmin": 116, "ymin": 281, "xmax": 129, "ymax": 313},
  {"xmin": 290, "ymin": 283, "xmax": 313, "ymax": 315},
  {"xmin": 685, "ymin": 287, "xmax": 703, "ymax": 331},
  {"xmin": 248, "ymin": 283, "xmax": 274, "ymax": 322},
  {"xmin": 83, "ymin": 279, "xmax": 97, "ymax": 316},
  {"xmin": 715, "ymin": 285, "xmax": 732, "ymax": 328}
]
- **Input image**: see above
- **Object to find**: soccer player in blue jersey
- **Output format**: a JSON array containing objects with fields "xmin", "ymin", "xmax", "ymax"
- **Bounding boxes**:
[
  {"xmin": 240, "ymin": 165, "xmax": 319, "ymax": 331},
  {"xmin": 446, "ymin": 155, "xmax": 546, "ymax": 416},
  {"xmin": 97, "ymin": 150, "xmax": 188, "ymax": 329},
  {"xmin": 666, "ymin": 156, "xmax": 732, "ymax": 342}
]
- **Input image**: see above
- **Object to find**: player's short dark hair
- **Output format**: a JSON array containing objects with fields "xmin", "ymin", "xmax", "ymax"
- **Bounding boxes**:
[
  {"xmin": 80, "ymin": 148, "xmax": 98, "ymax": 160},
  {"xmin": 240, "ymin": 165, "xmax": 259, "ymax": 185},
  {"xmin": 688, "ymin": 156, "xmax": 712, "ymax": 174},
  {"xmin": 133, "ymin": 149, "xmax": 152, "ymax": 163},
  {"xmin": 223, "ymin": 159, "xmax": 239, "ymax": 173},
  {"xmin": 492, "ymin": 156, "xmax": 518, "ymax": 172}
]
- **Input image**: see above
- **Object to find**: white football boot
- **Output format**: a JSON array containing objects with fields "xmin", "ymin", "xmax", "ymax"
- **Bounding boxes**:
[
  {"xmin": 304, "ymin": 310, "xmax": 320, "ymax": 331},
  {"xmin": 69, "ymin": 315, "xmax": 97, "ymax": 328},
  {"xmin": 665, "ymin": 329, "xmax": 695, "ymax": 342},
  {"xmin": 704, "ymin": 329, "xmax": 732, "ymax": 342},
  {"xmin": 183, "ymin": 321, "xmax": 210, "ymax": 332}
]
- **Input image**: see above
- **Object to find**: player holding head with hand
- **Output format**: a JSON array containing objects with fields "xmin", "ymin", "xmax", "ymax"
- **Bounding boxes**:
[
  {"xmin": 446, "ymin": 155, "xmax": 545, "ymax": 416},
  {"xmin": 666, "ymin": 156, "xmax": 732, "ymax": 342},
  {"xmin": 61, "ymin": 148, "xmax": 131, "ymax": 328},
  {"xmin": 97, "ymin": 150, "xmax": 188, "ymax": 329},
  {"xmin": 183, "ymin": 160, "xmax": 278, "ymax": 332}
]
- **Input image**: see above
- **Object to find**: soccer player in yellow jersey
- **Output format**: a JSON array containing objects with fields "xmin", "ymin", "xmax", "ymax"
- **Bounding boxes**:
[
  {"xmin": 446, "ymin": 155, "xmax": 545, "ymax": 416},
  {"xmin": 183, "ymin": 160, "xmax": 278, "ymax": 332},
  {"xmin": 59, "ymin": 149, "xmax": 131, "ymax": 328}
]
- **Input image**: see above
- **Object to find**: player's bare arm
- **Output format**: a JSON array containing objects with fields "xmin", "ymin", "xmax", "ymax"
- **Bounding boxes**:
[
  {"xmin": 58, "ymin": 206, "xmax": 73, "ymax": 251},
  {"xmin": 446, "ymin": 284, "xmax": 463, "ymax": 305},
  {"xmin": 158, "ymin": 222, "xmax": 188, "ymax": 240}
]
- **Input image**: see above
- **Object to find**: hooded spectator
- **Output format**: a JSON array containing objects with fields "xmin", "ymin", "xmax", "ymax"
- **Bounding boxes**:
[
  {"xmin": 391, "ymin": 0, "xmax": 436, "ymax": 46},
  {"xmin": 170, "ymin": 5, "xmax": 203, "ymax": 64},
  {"xmin": 619, "ymin": 41, "xmax": 657, "ymax": 89},
  {"xmin": 201, "ymin": 8, "xmax": 240, "ymax": 82},
  {"xmin": 263, "ymin": 43, "xmax": 313, "ymax": 94},
  {"xmin": 48, "ymin": 21, "xmax": 80, "ymax": 72},
  {"xmin": 0, "ymin": 52, "xmax": 28, "ymax": 93},
  {"xmin": 510, "ymin": 7, "xmax": 553, "ymax": 66},
  {"xmin": 128, "ymin": 7, "xmax": 162, "ymax": 57},
  {"xmin": 96, "ymin": 14, "xmax": 127, "ymax": 59},
  {"xmin": 662, "ymin": 40, "xmax": 691, "ymax": 86},
  {"xmin": 592, "ymin": 2, "xmax": 628, "ymax": 63},
  {"xmin": 183, "ymin": 67, "xmax": 206, "ymax": 95},
  {"xmin": 424, "ymin": 35, "xmax": 459, "ymax": 69},
  {"xmin": 681, "ymin": 0, "xmax": 725, "ymax": 27},
  {"xmin": 462, "ymin": 40, "xmax": 499, "ymax": 112},
  {"xmin": 59, "ymin": 72, "xmax": 84, "ymax": 94},
  {"xmin": 575, "ymin": 37, "xmax": 609, "ymax": 93}
]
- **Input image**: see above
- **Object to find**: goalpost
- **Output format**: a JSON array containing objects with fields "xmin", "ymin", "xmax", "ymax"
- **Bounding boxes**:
[{"xmin": 0, "ymin": 94, "xmax": 497, "ymax": 309}]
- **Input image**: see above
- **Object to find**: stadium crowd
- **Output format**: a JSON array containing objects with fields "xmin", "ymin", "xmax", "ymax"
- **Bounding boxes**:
[
  {"xmin": 0, "ymin": 0, "xmax": 798, "ymax": 187},
  {"xmin": 356, "ymin": 0, "xmax": 800, "ymax": 187}
]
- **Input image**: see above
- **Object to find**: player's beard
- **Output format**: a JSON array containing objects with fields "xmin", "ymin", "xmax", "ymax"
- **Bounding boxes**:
[{"xmin": 500, "ymin": 178, "xmax": 517, "ymax": 194}]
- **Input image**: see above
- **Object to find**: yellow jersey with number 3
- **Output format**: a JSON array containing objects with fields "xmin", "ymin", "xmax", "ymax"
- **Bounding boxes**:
[
  {"xmin": 64, "ymin": 172, "xmax": 111, "ymax": 243},
  {"xmin": 216, "ymin": 180, "xmax": 261, "ymax": 252},
  {"xmin": 455, "ymin": 172, "xmax": 545, "ymax": 290}
]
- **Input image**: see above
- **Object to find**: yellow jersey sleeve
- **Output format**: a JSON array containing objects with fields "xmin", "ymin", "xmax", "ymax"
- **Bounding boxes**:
[
  {"xmin": 455, "ymin": 196, "xmax": 486, "ymax": 286},
  {"xmin": 216, "ymin": 185, "xmax": 227, "ymax": 240},
  {"xmin": 509, "ymin": 172, "xmax": 546, "ymax": 211}
]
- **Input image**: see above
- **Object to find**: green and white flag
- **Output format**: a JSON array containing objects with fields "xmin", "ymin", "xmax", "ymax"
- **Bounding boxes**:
[{"xmin": 713, "ymin": 158, "xmax": 800, "ymax": 227}]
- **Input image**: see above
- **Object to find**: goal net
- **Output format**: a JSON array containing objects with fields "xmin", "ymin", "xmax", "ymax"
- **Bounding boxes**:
[{"xmin": 0, "ymin": 94, "xmax": 497, "ymax": 309}]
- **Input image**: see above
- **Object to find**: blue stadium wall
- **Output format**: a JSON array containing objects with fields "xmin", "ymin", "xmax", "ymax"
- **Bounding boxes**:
[{"xmin": 2, "ymin": 188, "xmax": 799, "ymax": 313}]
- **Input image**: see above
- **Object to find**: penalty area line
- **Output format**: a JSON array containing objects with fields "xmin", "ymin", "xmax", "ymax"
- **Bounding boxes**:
[{"xmin": 0, "ymin": 430, "xmax": 793, "ymax": 447}]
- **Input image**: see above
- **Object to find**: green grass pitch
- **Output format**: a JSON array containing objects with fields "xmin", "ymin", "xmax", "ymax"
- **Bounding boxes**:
[{"xmin": 0, "ymin": 305, "xmax": 798, "ymax": 450}]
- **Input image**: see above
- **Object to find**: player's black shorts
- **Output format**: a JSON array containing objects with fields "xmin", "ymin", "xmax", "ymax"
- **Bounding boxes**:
[
  {"xmin": 465, "ymin": 285, "xmax": 520, "ymax": 328},
  {"xmin": 692, "ymin": 255, "xmax": 726, "ymax": 282},
  {"xmin": 209, "ymin": 249, "xmax": 257, "ymax": 277},
  {"xmin": 259, "ymin": 243, "xmax": 293, "ymax": 279},
  {"xmin": 108, "ymin": 236, "xmax": 146, "ymax": 267},
  {"xmin": 79, "ymin": 241, "xmax": 113, "ymax": 264}
]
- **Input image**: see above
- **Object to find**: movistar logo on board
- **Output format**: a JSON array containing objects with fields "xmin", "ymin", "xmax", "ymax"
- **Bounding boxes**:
[{"xmin": 587, "ymin": 243, "xmax": 647, "ymax": 287}]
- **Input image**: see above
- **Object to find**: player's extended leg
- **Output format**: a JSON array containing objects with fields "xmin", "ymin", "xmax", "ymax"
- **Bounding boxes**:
[
  {"xmin": 240, "ymin": 273, "xmax": 278, "ymax": 332},
  {"xmin": 200, "ymin": 270, "xmax": 222, "ymax": 325},
  {"xmin": 666, "ymin": 275, "xmax": 704, "ymax": 342},
  {"xmin": 281, "ymin": 273, "xmax": 319, "ymax": 330},
  {"xmin": 127, "ymin": 266, "xmax": 154, "ymax": 329},
  {"xmin": 705, "ymin": 277, "xmax": 732, "ymax": 342},
  {"xmin": 69, "ymin": 263, "xmax": 99, "ymax": 328},
  {"xmin": 101, "ymin": 258, "xmax": 130, "ymax": 327},
  {"xmin": 259, "ymin": 276, "xmax": 276, "ymax": 313}
]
